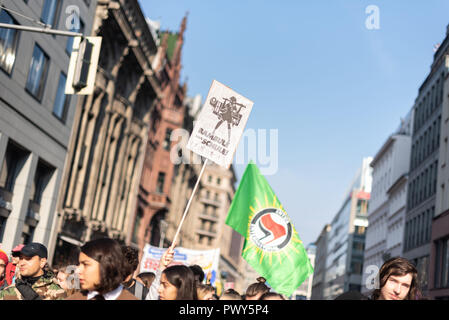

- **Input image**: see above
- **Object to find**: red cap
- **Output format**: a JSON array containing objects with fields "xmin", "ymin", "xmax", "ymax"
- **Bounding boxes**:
[
  {"xmin": 0, "ymin": 250, "xmax": 8, "ymax": 265},
  {"xmin": 12, "ymin": 244, "xmax": 24, "ymax": 252}
]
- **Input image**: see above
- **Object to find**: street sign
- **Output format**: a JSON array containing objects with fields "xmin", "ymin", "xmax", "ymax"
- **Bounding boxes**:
[{"xmin": 65, "ymin": 36, "xmax": 102, "ymax": 95}]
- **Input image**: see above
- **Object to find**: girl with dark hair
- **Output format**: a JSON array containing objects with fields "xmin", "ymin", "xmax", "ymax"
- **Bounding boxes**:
[
  {"xmin": 158, "ymin": 265, "xmax": 198, "ymax": 300},
  {"xmin": 371, "ymin": 257, "xmax": 421, "ymax": 300},
  {"xmin": 245, "ymin": 277, "xmax": 270, "ymax": 300},
  {"xmin": 66, "ymin": 238, "xmax": 138, "ymax": 300}
]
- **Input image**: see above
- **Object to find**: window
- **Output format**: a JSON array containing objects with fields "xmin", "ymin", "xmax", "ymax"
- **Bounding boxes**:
[
  {"xmin": 66, "ymin": 18, "xmax": 84, "ymax": 55},
  {"xmin": 26, "ymin": 44, "xmax": 49, "ymax": 100},
  {"xmin": 21, "ymin": 224, "xmax": 35, "ymax": 245},
  {"xmin": 217, "ymin": 177, "xmax": 221, "ymax": 185},
  {"xmin": 41, "ymin": 0, "xmax": 61, "ymax": 27},
  {"xmin": 0, "ymin": 216, "xmax": 7, "ymax": 242},
  {"xmin": 208, "ymin": 175, "xmax": 212, "ymax": 183},
  {"xmin": 53, "ymin": 73, "xmax": 70, "ymax": 121},
  {"xmin": 162, "ymin": 128, "xmax": 172, "ymax": 151},
  {"xmin": 30, "ymin": 161, "xmax": 53, "ymax": 205},
  {"xmin": 156, "ymin": 172, "xmax": 165, "ymax": 193},
  {"xmin": 0, "ymin": 141, "xmax": 29, "ymax": 192},
  {"xmin": 0, "ymin": 10, "xmax": 19, "ymax": 74}
]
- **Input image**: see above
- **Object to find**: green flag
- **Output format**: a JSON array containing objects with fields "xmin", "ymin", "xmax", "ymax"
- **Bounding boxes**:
[{"xmin": 226, "ymin": 161, "xmax": 314, "ymax": 297}]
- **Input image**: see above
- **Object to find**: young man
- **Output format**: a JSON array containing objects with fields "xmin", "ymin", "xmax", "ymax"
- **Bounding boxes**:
[
  {"xmin": 371, "ymin": 257, "xmax": 420, "ymax": 300},
  {"xmin": 0, "ymin": 243, "xmax": 66, "ymax": 300}
]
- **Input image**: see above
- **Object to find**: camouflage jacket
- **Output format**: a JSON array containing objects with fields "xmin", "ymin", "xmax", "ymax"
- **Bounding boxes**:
[{"xmin": 0, "ymin": 274, "xmax": 67, "ymax": 300}]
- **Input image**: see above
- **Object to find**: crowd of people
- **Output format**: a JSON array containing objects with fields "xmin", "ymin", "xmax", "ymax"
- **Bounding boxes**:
[{"xmin": 0, "ymin": 238, "xmax": 423, "ymax": 300}]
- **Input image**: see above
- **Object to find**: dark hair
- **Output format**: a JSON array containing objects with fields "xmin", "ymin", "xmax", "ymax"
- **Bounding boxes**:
[
  {"xmin": 245, "ymin": 277, "xmax": 269, "ymax": 299},
  {"xmin": 80, "ymin": 238, "xmax": 127, "ymax": 295},
  {"xmin": 163, "ymin": 265, "xmax": 198, "ymax": 300},
  {"xmin": 371, "ymin": 257, "xmax": 420, "ymax": 300},
  {"xmin": 220, "ymin": 288, "xmax": 242, "ymax": 300},
  {"xmin": 137, "ymin": 272, "xmax": 156, "ymax": 288},
  {"xmin": 197, "ymin": 283, "xmax": 215, "ymax": 299},
  {"xmin": 189, "ymin": 264, "xmax": 205, "ymax": 283},
  {"xmin": 260, "ymin": 291, "xmax": 285, "ymax": 300},
  {"xmin": 122, "ymin": 246, "xmax": 139, "ymax": 277}
]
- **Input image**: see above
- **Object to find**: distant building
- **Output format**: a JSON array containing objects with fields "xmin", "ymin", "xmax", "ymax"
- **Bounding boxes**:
[
  {"xmin": 311, "ymin": 224, "xmax": 331, "ymax": 300},
  {"xmin": 403, "ymin": 24, "xmax": 446, "ymax": 296},
  {"xmin": 0, "ymin": 0, "xmax": 96, "ymax": 262},
  {"xmin": 361, "ymin": 112, "xmax": 413, "ymax": 296},
  {"xmin": 292, "ymin": 244, "xmax": 316, "ymax": 300},
  {"xmin": 323, "ymin": 157, "xmax": 372, "ymax": 300},
  {"xmin": 429, "ymin": 24, "xmax": 449, "ymax": 300}
]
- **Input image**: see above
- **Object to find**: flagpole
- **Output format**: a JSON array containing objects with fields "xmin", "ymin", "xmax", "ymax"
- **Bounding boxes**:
[{"xmin": 171, "ymin": 158, "xmax": 209, "ymax": 248}]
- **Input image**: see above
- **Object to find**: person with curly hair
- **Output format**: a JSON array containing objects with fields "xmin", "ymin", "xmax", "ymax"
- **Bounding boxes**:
[{"xmin": 371, "ymin": 257, "xmax": 421, "ymax": 300}]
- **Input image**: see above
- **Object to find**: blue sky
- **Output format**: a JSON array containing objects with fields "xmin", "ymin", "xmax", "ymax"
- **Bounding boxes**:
[{"xmin": 140, "ymin": 1, "xmax": 449, "ymax": 246}]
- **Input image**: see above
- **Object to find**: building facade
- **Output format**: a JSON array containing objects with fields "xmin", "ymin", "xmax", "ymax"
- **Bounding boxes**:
[
  {"xmin": 429, "ymin": 25, "xmax": 449, "ymax": 300},
  {"xmin": 0, "ymin": 0, "xmax": 96, "ymax": 261},
  {"xmin": 292, "ymin": 244, "xmax": 316, "ymax": 300},
  {"xmin": 323, "ymin": 157, "xmax": 372, "ymax": 300},
  {"xmin": 130, "ymin": 16, "xmax": 187, "ymax": 252},
  {"xmin": 52, "ymin": 0, "xmax": 162, "ymax": 265},
  {"xmin": 403, "ymin": 25, "xmax": 446, "ymax": 295},
  {"xmin": 361, "ymin": 114, "xmax": 413, "ymax": 296},
  {"xmin": 311, "ymin": 224, "xmax": 331, "ymax": 300}
]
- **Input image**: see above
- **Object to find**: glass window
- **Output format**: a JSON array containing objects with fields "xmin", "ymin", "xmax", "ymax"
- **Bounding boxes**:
[
  {"xmin": 0, "ymin": 10, "xmax": 19, "ymax": 74},
  {"xmin": 162, "ymin": 128, "xmax": 172, "ymax": 151},
  {"xmin": 26, "ymin": 44, "xmax": 49, "ymax": 100},
  {"xmin": 217, "ymin": 177, "xmax": 221, "ymax": 185},
  {"xmin": 156, "ymin": 172, "xmax": 165, "ymax": 193},
  {"xmin": 53, "ymin": 72, "xmax": 70, "ymax": 121},
  {"xmin": 66, "ymin": 18, "xmax": 84, "ymax": 55},
  {"xmin": 41, "ymin": 0, "xmax": 61, "ymax": 27}
]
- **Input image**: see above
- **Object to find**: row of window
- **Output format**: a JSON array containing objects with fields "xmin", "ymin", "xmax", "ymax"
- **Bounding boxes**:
[
  {"xmin": 0, "ymin": 2, "xmax": 85, "ymax": 122},
  {"xmin": 207, "ymin": 174, "xmax": 221, "ymax": 186},
  {"xmin": 434, "ymin": 237, "xmax": 449, "ymax": 289},
  {"xmin": 403, "ymin": 206, "xmax": 434, "ymax": 252},
  {"xmin": 413, "ymin": 72, "xmax": 444, "ymax": 133},
  {"xmin": 407, "ymin": 160, "xmax": 438, "ymax": 211},
  {"xmin": 410, "ymin": 116, "xmax": 441, "ymax": 171},
  {"xmin": 0, "ymin": 139, "xmax": 55, "ymax": 244}
]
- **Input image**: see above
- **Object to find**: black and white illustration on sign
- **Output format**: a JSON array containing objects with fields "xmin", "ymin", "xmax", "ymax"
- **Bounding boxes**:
[
  {"xmin": 187, "ymin": 80, "xmax": 254, "ymax": 168},
  {"xmin": 210, "ymin": 96, "xmax": 247, "ymax": 145}
]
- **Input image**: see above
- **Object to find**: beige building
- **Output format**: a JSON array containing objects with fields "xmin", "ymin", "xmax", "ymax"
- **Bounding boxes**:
[{"xmin": 52, "ymin": 0, "xmax": 162, "ymax": 265}]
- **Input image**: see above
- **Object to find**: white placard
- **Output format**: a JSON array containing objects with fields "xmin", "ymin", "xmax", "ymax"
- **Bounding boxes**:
[{"xmin": 187, "ymin": 80, "xmax": 253, "ymax": 168}]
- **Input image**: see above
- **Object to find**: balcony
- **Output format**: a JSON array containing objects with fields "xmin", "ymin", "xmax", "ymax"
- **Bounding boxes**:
[
  {"xmin": 198, "ymin": 212, "xmax": 219, "ymax": 222},
  {"xmin": 196, "ymin": 228, "xmax": 217, "ymax": 238},
  {"xmin": 0, "ymin": 187, "xmax": 13, "ymax": 218},
  {"xmin": 200, "ymin": 196, "xmax": 221, "ymax": 207}
]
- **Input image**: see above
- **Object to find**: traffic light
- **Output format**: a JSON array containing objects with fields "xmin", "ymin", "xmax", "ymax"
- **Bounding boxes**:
[{"xmin": 65, "ymin": 36, "xmax": 102, "ymax": 95}]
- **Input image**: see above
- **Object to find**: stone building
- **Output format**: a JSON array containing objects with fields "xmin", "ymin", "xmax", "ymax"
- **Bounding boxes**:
[
  {"xmin": 52, "ymin": 0, "xmax": 162, "ymax": 265},
  {"xmin": 129, "ymin": 15, "xmax": 187, "ymax": 251}
]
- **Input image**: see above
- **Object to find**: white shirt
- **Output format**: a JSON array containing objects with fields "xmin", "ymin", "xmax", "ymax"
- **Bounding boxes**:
[{"xmin": 87, "ymin": 285, "xmax": 124, "ymax": 300}]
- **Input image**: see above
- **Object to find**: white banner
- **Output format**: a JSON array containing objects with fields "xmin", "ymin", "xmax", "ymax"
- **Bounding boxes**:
[
  {"xmin": 140, "ymin": 244, "xmax": 220, "ymax": 286},
  {"xmin": 187, "ymin": 80, "xmax": 253, "ymax": 168}
]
